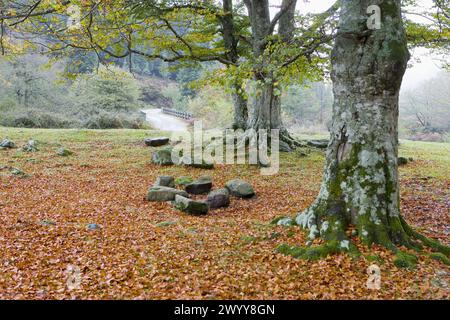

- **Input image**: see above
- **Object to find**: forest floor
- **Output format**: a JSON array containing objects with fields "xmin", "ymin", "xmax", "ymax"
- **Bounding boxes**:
[{"xmin": 0, "ymin": 127, "xmax": 448, "ymax": 299}]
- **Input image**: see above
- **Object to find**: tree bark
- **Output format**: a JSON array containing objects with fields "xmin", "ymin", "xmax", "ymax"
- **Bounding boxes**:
[
  {"xmin": 222, "ymin": 0, "xmax": 248, "ymax": 130},
  {"xmin": 289, "ymin": 0, "xmax": 449, "ymax": 258},
  {"xmin": 245, "ymin": 0, "xmax": 299, "ymax": 148}
]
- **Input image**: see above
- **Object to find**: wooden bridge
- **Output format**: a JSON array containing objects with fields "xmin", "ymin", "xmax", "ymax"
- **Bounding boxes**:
[{"xmin": 161, "ymin": 108, "xmax": 193, "ymax": 120}]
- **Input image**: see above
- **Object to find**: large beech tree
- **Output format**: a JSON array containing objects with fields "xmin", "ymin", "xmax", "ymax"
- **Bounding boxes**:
[{"xmin": 278, "ymin": 0, "xmax": 449, "ymax": 262}]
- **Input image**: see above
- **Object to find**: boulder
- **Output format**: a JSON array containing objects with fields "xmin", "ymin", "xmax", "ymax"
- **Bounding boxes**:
[
  {"xmin": 174, "ymin": 195, "xmax": 208, "ymax": 215},
  {"xmin": 145, "ymin": 137, "xmax": 170, "ymax": 147},
  {"xmin": 185, "ymin": 176, "xmax": 212, "ymax": 195},
  {"xmin": 154, "ymin": 175, "xmax": 175, "ymax": 188},
  {"xmin": 147, "ymin": 186, "xmax": 188, "ymax": 202},
  {"xmin": 225, "ymin": 179, "xmax": 255, "ymax": 198},
  {"xmin": 151, "ymin": 148, "xmax": 173, "ymax": 165},
  {"xmin": 0, "ymin": 138, "xmax": 15, "ymax": 149},
  {"xmin": 206, "ymin": 188, "xmax": 230, "ymax": 209}
]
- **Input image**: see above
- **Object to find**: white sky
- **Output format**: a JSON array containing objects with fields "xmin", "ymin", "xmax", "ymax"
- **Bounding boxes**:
[{"xmin": 269, "ymin": 0, "xmax": 447, "ymax": 90}]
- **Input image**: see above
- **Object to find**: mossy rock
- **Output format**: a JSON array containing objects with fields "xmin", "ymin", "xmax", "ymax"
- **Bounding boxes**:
[
  {"xmin": 394, "ymin": 251, "xmax": 418, "ymax": 269},
  {"xmin": 147, "ymin": 186, "xmax": 188, "ymax": 202},
  {"xmin": 225, "ymin": 179, "xmax": 255, "ymax": 198},
  {"xmin": 57, "ymin": 147, "xmax": 73, "ymax": 157},
  {"xmin": 151, "ymin": 148, "xmax": 173, "ymax": 165},
  {"xmin": 22, "ymin": 140, "xmax": 38, "ymax": 152},
  {"xmin": 154, "ymin": 176, "xmax": 175, "ymax": 188},
  {"xmin": 0, "ymin": 138, "xmax": 15, "ymax": 149},
  {"xmin": 173, "ymin": 195, "xmax": 208, "ymax": 215}
]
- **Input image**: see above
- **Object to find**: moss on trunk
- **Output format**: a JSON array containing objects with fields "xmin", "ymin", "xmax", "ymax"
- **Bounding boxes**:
[{"xmin": 276, "ymin": 0, "xmax": 449, "ymax": 265}]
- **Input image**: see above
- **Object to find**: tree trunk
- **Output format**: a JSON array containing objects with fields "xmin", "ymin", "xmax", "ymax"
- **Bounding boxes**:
[
  {"xmin": 222, "ymin": 0, "xmax": 248, "ymax": 130},
  {"xmin": 289, "ymin": 0, "xmax": 449, "ymax": 258},
  {"xmin": 245, "ymin": 0, "xmax": 299, "ymax": 148},
  {"xmin": 231, "ymin": 83, "xmax": 248, "ymax": 129}
]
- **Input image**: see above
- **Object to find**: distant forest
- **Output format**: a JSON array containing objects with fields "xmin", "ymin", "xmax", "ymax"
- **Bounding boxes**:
[{"xmin": 1, "ymin": 51, "xmax": 449, "ymax": 141}]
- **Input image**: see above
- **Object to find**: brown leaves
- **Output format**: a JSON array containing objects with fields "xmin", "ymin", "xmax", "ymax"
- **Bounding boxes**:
[{"xmin": 0, "ymin": 130, "xmax": 448, "ymax": 299}]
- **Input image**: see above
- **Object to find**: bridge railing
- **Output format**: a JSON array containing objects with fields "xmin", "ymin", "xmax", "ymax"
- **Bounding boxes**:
[{"xmin": 162, "ymin": 108, "xmax": 193, "ymax": 120}]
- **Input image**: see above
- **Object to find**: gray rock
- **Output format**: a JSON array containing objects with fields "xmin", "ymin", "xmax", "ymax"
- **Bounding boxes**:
[
  {"xmin": 154, "ymin": 175, "xmax": 175, "ymax": 188},
  {"xmin": 57, "ymin": 147, "xmax": 73, "ymax": 156},
  {"xmin": 151, "ymin": 148, "xmax": 173, "ymax": 165},
  {"xmin": 0, "ymin": 138, "xmax": 15, "ymax": 149},
  {"xmin": 174, "ymin": 195, "xmax": 208, "ymax": 215},
  {"xmin": 185, "ymin": 176, "xmax": 212, "ymax": 195},
  {"xmin": 225, "ymin": 179, "xmax": 255, "ymax": 198},
  {"xmin": 22, "ymin": 139, "xmax": 38, "ymax": 152},
  {"xmin": 206, "ymin": 188, "xmax": 230, "ymax": 209},
  {"xmin": 147, "ymin": 186, "xmax": 188, "ymax": 202},
  {"xmin": 145, "ymin": 137, "xmax": 170, "ymax": 147}
]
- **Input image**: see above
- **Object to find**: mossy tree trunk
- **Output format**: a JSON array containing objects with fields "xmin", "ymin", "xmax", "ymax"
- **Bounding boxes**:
[{"xmin": 293, "ymin": 0, "xmax": 448, "ymax": 257}]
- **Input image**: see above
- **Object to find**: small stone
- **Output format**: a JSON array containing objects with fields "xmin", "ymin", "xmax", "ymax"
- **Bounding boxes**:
[
  {"xmin": 0, "ymin": 138, "xmax": 15, "ymax": 149},
  {"xmin": 155, "ymin": 221, "xmax": 177, "ymax": 227},
  {"xmin": 151, "ymin": 148, "xmax": 173, "ymax": 165},
  {"xmin": 40, "ymin": 220, "xmax": 56, "ymax": 226},
  {"xmin": 225, "ymin": 179, "xmax": 255, "ymax": 198},
  {"xmin": 206, "ymin": 188, "xmax": 230, "ymax": 209},
  {"xmin": 154, "ymin": 176, "xmax": 175, "ymax": 188},
  {"xmin": 10, "ymin": 167, "xmax": 26, "ymax": 176},
  {"xmin": 185, "ymin": 176, "xmax": 212, "ymax": 195},
  {"xmin": 173, "ymin": 195, "xmax": 208, "ymax": 215},
  {"xmin": 147, "ymin": 186, "xmax": 188, "ymax": 202},
  {"xmin": 22, "ymin": 139, "xmax": 38, "ymax": 152},
  {"xmin": 57, "ymin": 147, "xmax": 73, "ymax": 156},
  {"xmin": 87, "ymin": 223, "xmax": 100, "ymax": 230},
  {"xmin": 145, "ymin": 137, "xmax": 170, "ymax": 147}
]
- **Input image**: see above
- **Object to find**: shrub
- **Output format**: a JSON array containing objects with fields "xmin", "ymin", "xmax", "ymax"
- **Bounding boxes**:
[{"xmin": 0, "ymin": 108, "xmax": 76, "ymax": 128}]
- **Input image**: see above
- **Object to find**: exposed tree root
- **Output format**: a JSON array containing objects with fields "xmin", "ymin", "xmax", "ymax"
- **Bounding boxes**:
[{"xmin": 274, "ymin": 213, "xmax": 450, "ymax": 267}]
